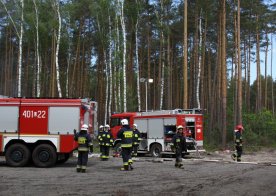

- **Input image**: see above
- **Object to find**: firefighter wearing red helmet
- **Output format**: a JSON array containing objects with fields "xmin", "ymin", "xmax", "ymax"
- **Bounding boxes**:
[
  {"xmin": 172, "ymin": 125, "xmax": 187, "ymax": 168},
  {"xmin": 117, "ymin": 119, "xmax": 134, "ymax": 171},
  {"xmin": 231, "ymin": 124, "xmax": 244, "ymax": 162},
  {"xmin": 74, "ymin": 124, "xmax": 93, "ymax": 173}
]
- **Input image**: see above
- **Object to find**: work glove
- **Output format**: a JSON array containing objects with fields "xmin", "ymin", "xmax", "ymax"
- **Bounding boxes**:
[
  {"xmin": 170, "ymin": 144, "xmax": 176, "ymax": 153},
  {"xmin": 89, "ymin": 146, "xmax": 93, "ymax": 153}
]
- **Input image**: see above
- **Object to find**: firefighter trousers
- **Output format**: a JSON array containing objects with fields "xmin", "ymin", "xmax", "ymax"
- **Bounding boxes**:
[
  {"xmin": 122, "ymin": 147, "xmax": 132, "ymax": 166},
  {"xmin": 77, "ymin": 151, "xmax": 89, "ymax": 169},
  {"xmin": 132, "ymin": 144, "xmax": 139, "ymax": 157},
  {"xmin": 101, "ymin": 146, "xmax": 110, "ymax": 160},
  {"xmin": 236, "ymin": 146, "xmax": 242, "ymax": 161},
  {"xmin": 175, "ymin": 148, "xmax": 183, "ymax": 164}
]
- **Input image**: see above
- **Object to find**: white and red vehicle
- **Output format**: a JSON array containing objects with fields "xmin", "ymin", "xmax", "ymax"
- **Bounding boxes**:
[
  {"xmin": 110, "ymin": 109, "xmax": 204, "ymax": 157},
  {"xmin": 0, "ymin": 97, "xmax": 97, "ymax": 167}
]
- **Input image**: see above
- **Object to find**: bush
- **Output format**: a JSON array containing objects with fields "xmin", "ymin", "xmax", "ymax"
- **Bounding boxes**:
[{"xmin": 243, "ymin": 110, "xmax": 276, "ymax": 148}]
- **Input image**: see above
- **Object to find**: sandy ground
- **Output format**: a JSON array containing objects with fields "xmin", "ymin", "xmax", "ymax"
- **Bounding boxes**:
[{"xmin": 0, "ymin": 149, "xmax": 276, "ymax": 196}]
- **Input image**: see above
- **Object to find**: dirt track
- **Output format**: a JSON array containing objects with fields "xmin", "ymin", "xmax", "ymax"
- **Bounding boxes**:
[{"xmin": 1, "ymin": 151, "xmax": 276, "ymax": 196}]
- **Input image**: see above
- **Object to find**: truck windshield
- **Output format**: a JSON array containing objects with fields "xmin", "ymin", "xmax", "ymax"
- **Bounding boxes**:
[{"xmin": 110, "ymin": 118, "xmax": 121, "ymax": 128}]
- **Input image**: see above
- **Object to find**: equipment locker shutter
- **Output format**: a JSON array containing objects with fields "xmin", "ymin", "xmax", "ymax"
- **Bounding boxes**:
[
  {"xmin": 0, "ymin": 106, "xmax": 19, "ymax": 133},
  {"xmin": 148, "ymin": 118, "xmax": 163, "ymax": 138},
  {"xmin": 134, "ymin": 119, "xmax": 147, "ymax": 133},
  {"xmin": 48, "ymin": 107, "xmax": 79, "ymax": 134}
]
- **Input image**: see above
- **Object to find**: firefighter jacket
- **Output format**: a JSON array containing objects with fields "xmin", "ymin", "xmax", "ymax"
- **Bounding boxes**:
[
  {"xmin": 117, "ymin": 125, "xmax": 134, "ymax": 148},
  {"xmin": 97, "ymin": 130, "xmax": 103, "ymax": 145},
  {"xmin": 99, "ymin": 131, "xmax": 114, "ymax": 146},
  {"xmin": 74, "ymin": 130, "xmax": 93, "ymax": 151},
  {"xmin": 172, "ymin": 133, "xmax": 187, "ymax": 152},
  {"xmin": 234, "ymin": 131, "xmax": 242, "ymax": 147},
  {"xmin": 133, "ymin": 129, "xmax": 142, "ymax": 145}
]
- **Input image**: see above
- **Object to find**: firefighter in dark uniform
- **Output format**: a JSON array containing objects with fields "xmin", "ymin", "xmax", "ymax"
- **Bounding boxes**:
[
  {"xmin": 172, "ymin": 125, "xmax": 187, "ymax": 168},
  {"xmin": 231, "ymin": 124, "xmax": 244, "ymax": 162},
  {"xmin": 74, "ymin": 124, "xmax": 93, "ymax": 173},
  {"xmin": 97, "ymin": 125, "xmax": 104, "ymax": 159},
  {"xmin": 117, "ymin": 119, "xmax": 134, "ymax": 171},
  {"xmin": 132, "ymin": 124, "xmax": 141, "ymax": 157},
  {"xmin": 100, "ymin": 124, "xmax": 113, "ymax": 161}
]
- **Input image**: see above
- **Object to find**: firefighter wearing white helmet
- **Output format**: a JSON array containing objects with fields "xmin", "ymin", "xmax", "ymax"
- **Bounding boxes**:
[
  {"xmin": 99, "ymin": 124, "xmax": 113, "ymax": 161},
  {"xmin": 172, "ymin": 125, "xmax": 187, "ymax": 168},
  {"xmin": 97, "ymin": 125, "xmax": 104, "ymax": 158},
  {"xmin": 132, "ymin": 124, "xmax": 141, "ymax": 157},
  {"xmin": 117, "ymin": 119, "xmax": 134, "ymax": 171},
  {"xmin": 74, "ymin": 124, "xmax": 93, "ymax": 173}
]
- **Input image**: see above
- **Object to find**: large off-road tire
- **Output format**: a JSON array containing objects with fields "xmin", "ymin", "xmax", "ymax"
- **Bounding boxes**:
[
  {"xmin": 5, "ymin": 143, "xmax": 31, "ymax": 167},
  {"xmin": 32, "ymin": 144, "xmax": 57, "ymax": 167},
  {"xmin": 150, "ymin": 144, "xmax": 162, "ymax": 157}
]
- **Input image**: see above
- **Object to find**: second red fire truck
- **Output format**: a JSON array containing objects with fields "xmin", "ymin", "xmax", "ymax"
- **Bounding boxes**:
[{"xmin": 110, "ymin": 108, "xmax": 204, "ymax": 157}]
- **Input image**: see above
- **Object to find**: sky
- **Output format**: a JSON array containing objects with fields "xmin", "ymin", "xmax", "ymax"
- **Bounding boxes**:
[{"xmin": 249, "ymin": 34, "xmax": 276, "ymax": 84}]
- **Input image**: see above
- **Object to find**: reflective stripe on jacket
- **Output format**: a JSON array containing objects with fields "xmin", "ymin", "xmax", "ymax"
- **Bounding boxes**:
[
  {"xmin": 117, "ymin": 126, "xmax": 133, "ymax": 148},
  {"xmin": 100, "ymin": 131, "xmax": 114, "ymax": 146},
  {"xmin": 74, "ymin": 131, "xmax": 93, "ymax": 151}
]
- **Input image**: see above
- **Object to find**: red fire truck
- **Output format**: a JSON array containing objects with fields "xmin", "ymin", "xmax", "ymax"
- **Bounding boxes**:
[
  {"xmin": 0, "ymin": 97, "xmax": 97, "ymax": 167},
  {"xmin": 110, "ymin": 109, "xmax": 204, "ymax": 157}
]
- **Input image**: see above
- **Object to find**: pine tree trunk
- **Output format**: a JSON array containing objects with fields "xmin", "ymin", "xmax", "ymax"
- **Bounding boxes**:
[
  {"xmin": 237, "ymin": 0, "xmax": 242, "ymax": 125},
  {"xmin": 256, "ymin": 14, "xmax": 261, "ymax": 112},
  {"xmin": 183, "ymin": 0, "xmax": 188, "ymax": 109},
  {"xmin": 221, "ymin": 0, "xmax": 227, "ymax": 148}
]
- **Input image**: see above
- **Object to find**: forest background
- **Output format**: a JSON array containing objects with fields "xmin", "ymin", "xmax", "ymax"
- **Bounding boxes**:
[{"xmin": 0, "ymin": 0, "xmax": 276, "ymax": 150}]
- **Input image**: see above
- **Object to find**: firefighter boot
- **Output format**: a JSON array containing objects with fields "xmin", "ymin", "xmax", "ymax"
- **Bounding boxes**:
[
  {"xmin": 231, "ymin": 153, "xmax": 237, "ymax": 161},
  {"xmin": 120, "ymin": 165, "xmax": 129, "ymax": 171},
  {"xmin": 237, "ymin": 156, "xmax": 241, "ymax": 162},
  {"xmin": 81, "ymin": 169, "xmax": 86, "ymax": 173},
  {"xmin": 76, "ymin": 168, "xmax": 81, "ymax": 173},
  {"xmin": 129, "ymin": 163, "xmax": 134, "ymax": 170},
  {"xmin": 178, "ymin": 163, "xmax": 183, "ymax": 168}
]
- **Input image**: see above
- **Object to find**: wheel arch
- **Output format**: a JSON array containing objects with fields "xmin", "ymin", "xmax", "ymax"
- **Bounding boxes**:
[
  {"xmin": 149, "ymin": 142, "xmax": 163, "ymax": 151},
  {"xmin": 33, "ymin": 140, "xmax": 57, "ymax": 153},
  {"xmin": 4, "ymin": 139, "xmax": 27, "ymax": 153}
]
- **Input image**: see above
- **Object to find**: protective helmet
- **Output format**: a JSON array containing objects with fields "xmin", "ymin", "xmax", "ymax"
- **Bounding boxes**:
[
  {"xmin": 235, "ymin": 124, "xmax": 244, "ymax": 131},
  {"xmin": 177, "ymin": 125, "xmax": 184, "ymax": 130},
  {"xmin": 133, "ymin": 124, "xmax": 138, "ymax": 129},
  {"xmin": 104, "ymin": 124, "xmax": 110, "ymax": 128},
  {"xmin": 99, "ymin": 125, "xmax": 104, "ymax": 129},
  {"xmin": 121, "ymin": 119, "xmax": 129, "ymax": 125},
  {"xmin": 81, "ymin": 124, "xmax": 88, "ymax": 131}
]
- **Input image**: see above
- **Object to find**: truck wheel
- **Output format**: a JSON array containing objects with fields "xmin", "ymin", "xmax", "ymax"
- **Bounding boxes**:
[
  {"xmin": 150, "ymin": 144, "xmax": 162, "ymax": 157},
  {"xmin": 32, "ymin": 144, "xmax": 57, "ymax": 167},
  {"xmin": 5, "ymin": 143, "xmax": 31, "ymax": 167}
]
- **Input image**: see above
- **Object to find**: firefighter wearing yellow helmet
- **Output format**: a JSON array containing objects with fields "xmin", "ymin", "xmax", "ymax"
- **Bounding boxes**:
[
  {"xmin": 172, "ymin": 125, "xmax": 187, "ymax": 168},
  {"xmin": 74, "ymin": 124, "xmax": 93, "ymax": 173}
]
